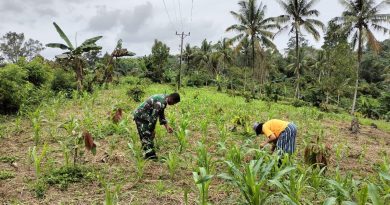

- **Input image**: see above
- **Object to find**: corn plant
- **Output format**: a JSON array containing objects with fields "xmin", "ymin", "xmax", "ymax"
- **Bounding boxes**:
[
  {"xmin": 28, "ymin": 143, "xmax": 49, "ymax": 178},
  {"xmin": 12, "ymin": 117, "xmax": 23, "ymax": 135},
  {"xmin": 165, "ymin": 151, "xmax": 179, "ymax": 179},
  {"xmin": 269, "ymin": 165, "xmax": 312, "ymax": 205},
  {"xmin": 174, "ymin": 119, "xmax": 189, "ymax": 153},
  {"xmin": 59, "ymin": 141, "xmax": 71, "ymax": 167},
  {"xmin": 60, "ymin": 117, "xmax": 96, "ymax": 167},
  {"xmin": 196, "ymin": 142, "xmax": 213, "ymax": 174},
  {"xmin": 127, "ymin": 142, "xmax": 146, "ymax": 179},
  {"xmin": 193, "ymin": 167, "xmax": 213, "ymax": 205},
  {"xmin": 199, "ymin": 119, "xmax": 208, "ymax": 142},
  {"xmin": 225, "ymin": 145, "xmax": 244, "ymax": 167},
  {"xmin": 97, "ymin": 175, "xmax": 122, "ymax": 205},
  {"xmin": 30, "ymin": 109, "xmax": 42, "ymax": 146},
  {"xmin": 307, "ymin": 166, "xmax": 327, "ymax": 196},
  {"xmin": 367, "ymin": 183, "xmax": 386, "ymax": 205},
  {"xmin": 219, "ymin": 153, "xmax": 294, "ymax": 205},
  {"xmin": 324, "ymin": 173, "xmax": 356, "ymax": 204}
]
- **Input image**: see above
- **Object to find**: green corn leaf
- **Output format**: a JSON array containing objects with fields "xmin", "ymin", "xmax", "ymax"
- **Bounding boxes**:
[
  {"xmin": 368, "ymin": 183, "xmax": 384, "ymax": 205},
  {"xmin": 323, "ymin": 197, "xmax": 336, "ymax": 205},
  {"xmin": 379, "ymin": 171, "xmax": 390, "ymax": 181}
]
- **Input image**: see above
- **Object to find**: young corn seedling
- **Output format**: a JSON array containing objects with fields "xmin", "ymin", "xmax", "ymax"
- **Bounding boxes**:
[
  {"xmin": 225, "ymin": 145, "xmax": 244, "ymax": 167},
  {"xmin": 174, "ymin": 119, "xmax": 189, "ymax": 153},
  {"xmin": 59, "ymin": 141, "xmax": 71, "ymax": 167},
  {"xmin": 30, "ymin": 109, "xmax": 42, "ymax": 146},
  {"xmin": 200, "ymin": 119, "xmax": 209, "ymax": 142},
  {"xmin": 219, "ymin": 153, "xmax": 294, "ymax": 205},
  {"xmin": 196, "ymin": 142, "xmax": 213, "ymax": 174},
  {"xmin": 324, "ymin": 172, "xmax": 357, "ymax": 204},
  {"xmin": 28, "ymin": 143, "xmax": 49, "ymax": 178},
  {"xmin": 165, "ymin": 151, "xmax": 179, "ymax": 179},
  {"xmin": 97, "ymin": 175, "xmax": 122, "ymax": 205},
  {"xmin": 269, "ymin": 165, "xmax": 311, "ymax": 205},
  {"xmin": 193, "ymin": 167, "xmax": 213, "ymax": 205},
  {"xmin": 127, "ymin": 142, "xmax": 146, "ymax": 179}
]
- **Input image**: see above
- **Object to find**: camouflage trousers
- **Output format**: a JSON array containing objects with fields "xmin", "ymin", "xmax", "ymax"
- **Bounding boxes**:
[{"xmin": 134, "ymin": 119, "xmax": 157, "ymax": 158}]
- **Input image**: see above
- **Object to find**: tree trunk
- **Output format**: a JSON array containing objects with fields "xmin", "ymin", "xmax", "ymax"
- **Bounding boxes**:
[
  {"xmin": 75, "ymin": 58, "xmax": 83, "ymax": 91},
  {"xmin": 351, "ymin": 27, "xmax": 363, "ymax": 115},
  {"xmin": 251, "ymin": 34, "xmax": 255, "ymax": 74},
  {"xmin": 295, "ymin": 26, "xmax": 301, "ymax": 99}
]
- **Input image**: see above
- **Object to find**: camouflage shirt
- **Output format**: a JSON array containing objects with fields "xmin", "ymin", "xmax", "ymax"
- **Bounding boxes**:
[{"xmin": 133, "ymin": 94, "xmax": 168, "ymax": 125}]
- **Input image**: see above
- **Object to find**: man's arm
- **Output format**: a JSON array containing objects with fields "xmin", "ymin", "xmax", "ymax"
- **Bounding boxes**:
[{"xmin": 157, "ymin": 105, "xmax": 173, "ymax": 133}]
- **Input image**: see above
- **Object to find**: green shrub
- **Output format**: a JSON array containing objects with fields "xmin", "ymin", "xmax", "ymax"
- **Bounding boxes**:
[
  {"xmin": 23, "ymin": 56, "xmax": 52, "ymax": 87},
  {"xmin": 291, "ymin": 99, "xmax": 311, "ymax": 107},
  {"xmin": 0, "ymin": 64, "xmax": 32, "ymax": 114},
  {"xmin": 127, "ymin": 86, "xmax": 145, "ymax": 102},
  {"xmin": 51, "ymin": 69, "xmax": 76, "ymax": 94}
]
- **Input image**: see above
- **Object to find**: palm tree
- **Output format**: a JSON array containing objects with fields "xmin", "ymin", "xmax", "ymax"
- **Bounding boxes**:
[
  {"xmin": 195, "ymin": 39, "xmax": 213, "ymax": 72},
  {"xmin": 276, "ymin": 0, "xmax": 325, "ymax": 98},
  {"xmin": 333, "ymin": 0, "xmax": 390, "ymax": 114},
  {"xmin": 214, "ymin": 38, "xmax": 234, "ymax": 74},
  {"xmin": 46, "ymin": 22, "xmax": 102, "ymax": 91},
  {"xmin": 226, "ymin": 0, "xmax": 280, "ymax": 76}
]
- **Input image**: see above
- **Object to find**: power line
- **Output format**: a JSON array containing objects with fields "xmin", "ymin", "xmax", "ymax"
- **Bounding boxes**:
[
  {"xmin": 171, "ymin": 0, "xmax": 179, "ymax": 30},
  {"xmin": 178, "ymin": 0, "xmax": 184, "ymax": 31},
  {"xmin": 190, "ymin": 0, "xmax": 194, "ymax": 23},
  {"xmin": 162, "ymin": 0, "xmax": 176, "ymax": 30}
]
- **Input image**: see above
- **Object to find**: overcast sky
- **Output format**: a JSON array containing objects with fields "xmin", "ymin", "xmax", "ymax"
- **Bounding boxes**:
[{"xmin": 0, "ymin": 0, "xmax": 389, "ymax": 59}]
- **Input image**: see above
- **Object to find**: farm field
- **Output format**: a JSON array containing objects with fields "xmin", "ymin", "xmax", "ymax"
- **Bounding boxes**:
[{"xmin": 1, "ymin": 79, "xmax": 389, "ymax": 204}]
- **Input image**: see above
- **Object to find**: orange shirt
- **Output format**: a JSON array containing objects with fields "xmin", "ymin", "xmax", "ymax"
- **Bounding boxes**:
[{"xmin": 262, "ymin": 119, "xmax": 289, "ymax": 138}]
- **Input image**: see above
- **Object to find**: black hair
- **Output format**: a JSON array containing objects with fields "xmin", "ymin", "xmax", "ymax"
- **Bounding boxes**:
[
  {"xmin": 168, "ymin": 92, "xmax": 181, "ymax": 103},
  {"xmin": 255, "ymin": 123, "xmax": 264, "ymax": 135}
]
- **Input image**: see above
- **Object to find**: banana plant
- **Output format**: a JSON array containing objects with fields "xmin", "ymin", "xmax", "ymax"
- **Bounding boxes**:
[{"xmin": 46, "ymin": 22, "xmax": 103, "ymax": 91}]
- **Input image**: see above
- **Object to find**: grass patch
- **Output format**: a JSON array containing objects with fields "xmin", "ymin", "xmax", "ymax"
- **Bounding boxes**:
[
  {"xmin": 45, "ymin": 166, "xmax": 96, "ymax": 190},
  {"xmin": 0, "ymin": 156, "xmax": 18, "ymax": 163},
  {"xmin": 0, "ymin": 170, "xmax": 15, "ymax": 180}
]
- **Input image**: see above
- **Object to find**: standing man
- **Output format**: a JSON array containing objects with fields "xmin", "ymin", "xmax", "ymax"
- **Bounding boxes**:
[
  {"xmin": 133, "ymin": 93, "xmax": 180, "ymax": 160},
  {"xmin": 253, "ymin": 119, "xmax": 297, "ymax": 155}
]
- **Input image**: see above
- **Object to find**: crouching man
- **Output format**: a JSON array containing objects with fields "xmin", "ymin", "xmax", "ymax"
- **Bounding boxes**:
[{"xmin": 133, "ymin": 93, "xmax": 180, "ymax": 160}]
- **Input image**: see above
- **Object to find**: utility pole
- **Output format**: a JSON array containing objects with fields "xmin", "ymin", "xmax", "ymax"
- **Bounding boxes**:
[{"xmin": 176, "ymin": 31, "xmax": 190, "ymax": 90}]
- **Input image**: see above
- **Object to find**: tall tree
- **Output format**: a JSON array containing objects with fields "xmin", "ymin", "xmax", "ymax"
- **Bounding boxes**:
[
  {"xmin": 0, "ymin": 32, "xmax": 44, "ymax": 63},
  {"xmin": 214, "ymin": 38, "xmax": 234, "ymax": 75},
  {"xmin": 46, "ymin": 22, "xmax": 102, "ymax": 91},
  {"xmin": 276, "ymin": 0, "xmax": 325, "ymax": 98},
  {"xmin": 226, "ymin": 0, "xmax": 280, "ymax": 77},
  {"xmin": 334, "ymin": 0, "xmax": 390, "ymax": 114},
  {"xmin": 149, "ymin": 39, "xmax": 170, "ymax": 82},
  {"xmin": 195, "ymin": 39, "xmax": 213, "ymax": 72}
]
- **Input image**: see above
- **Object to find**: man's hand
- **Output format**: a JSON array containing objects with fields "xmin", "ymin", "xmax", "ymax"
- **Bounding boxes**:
[{"xmin": 164, "ymin": 124, "xmax": 173, "ymax": 133}]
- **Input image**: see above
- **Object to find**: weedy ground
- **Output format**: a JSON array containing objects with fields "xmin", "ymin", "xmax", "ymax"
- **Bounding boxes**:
[{"xmin": 0, "ymin": 78, "xmax": 389, "ymax": 204}]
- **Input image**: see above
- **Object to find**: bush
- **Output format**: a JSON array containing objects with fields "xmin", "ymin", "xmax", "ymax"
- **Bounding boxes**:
[
  {"xmin": 0, "ymin": 64, "xmax": 32, "ymax": 114},
  {"xmin": 23, "ymin": 56, "xmax": 52, "ymax": 87},
  {"xmin": 186, "ymin": 71, "xmax": 212, "ymax": 87},
  {"xmin": 51, "ymin": 69, "xmax": 76, "ymax": 94}
]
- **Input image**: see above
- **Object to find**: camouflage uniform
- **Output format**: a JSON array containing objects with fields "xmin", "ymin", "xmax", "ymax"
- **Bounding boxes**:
[{"xmin": 133, "ymin": 94, "xmax": 168, "ymax": 158}]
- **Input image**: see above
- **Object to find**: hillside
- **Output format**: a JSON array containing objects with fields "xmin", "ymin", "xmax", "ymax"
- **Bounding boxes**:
[{"xmin": 1, "ymin": 80, "xmax": 389, "ymax": 204}]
